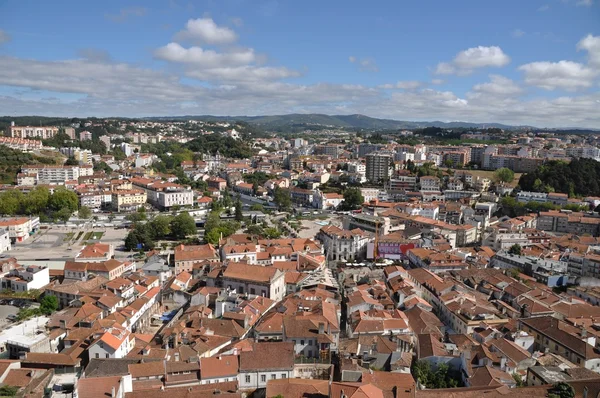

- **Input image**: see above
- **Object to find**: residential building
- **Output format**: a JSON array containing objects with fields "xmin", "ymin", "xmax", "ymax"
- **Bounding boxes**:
[
  {"xmin": 317, "ymin": 225, "xmax": 371, "ymax": 261},
  {"xmin": 174, "ymin": 244, "xmax": 219, "ymax": 274},
  {"xmin": 111, "ymin": 189, "xmax": 147, "ymax": 212},
  {"xmin": 0, "ymin": 265, "xmax": 49, "ymax": 292},
  {"xmin": 0, "ymin": 229, "xmax": 11, "ymax": 254},
  {"xmin": 222, "ymin": 262, "xmax": 286, "ymax": 301},
  {"xmin": 75, "ymin": 243, "xmax": 115, "ymax": 263},
  {"xmin": 0, "ymin": 217, "xmax": 39, "ymax": 243},
  {"xmin": 64, "ymin": 259, "xmax": 125, "ymax": 281},
  {"xmin": 88, "ymin": 324, "xmax": 134, "ymax": 359},
  {"xmin": 366, "ymin": 152, "xmax": 393, "ymax": 182},
  {"xmin": 238, "ymin": 342, "xmax": 294, "ymax": 390},
  {"xmin": 519, "ymin": 316, "xmax": 600, "ymax": 370},
  {"xmin": 9, "ymin": 125, "xmax": 59, "ymax": 139},
  {"xmin": 79, "ymin": 131, "xmax": 93, "ymax": 141},
  {"xmin": 0, "ymin": 137, "xmax": 43, "ymax": 151},
  {"xmin": 21, "ymin": 165, "xmax": 93, "ymax": 184},
  {"xmin": 312, "ymin": 190, "xmax": 344, "ymax": 210},
  {"xmin": 131, "ymin": 178, "xmax": 194, "ymax": 210}
]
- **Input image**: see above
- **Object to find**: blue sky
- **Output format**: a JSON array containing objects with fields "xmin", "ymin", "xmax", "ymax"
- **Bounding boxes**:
[{"xmin": 0, "ymin": 0, "xmax": 599, "ymax": 127}]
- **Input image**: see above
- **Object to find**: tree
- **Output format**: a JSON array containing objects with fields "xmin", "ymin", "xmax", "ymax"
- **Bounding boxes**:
[
  {"xmin": 78, "ymin": 206, "xmax": 92, "ymax": 219},
  {"xmin": 250, "ymin": 204, "xmax": 264, "ymax": 212},
  {"xmin": 342, "ymin": 187, "xmax": 365, "ymax": 210},
  {"xmin": 0, "ymin": 385, "xmax": 18, "ymax": 396},
  {"xmin": 495, "ymin": 167, "xmax": 515, "ymax": 183},
  {"xmin": 55, "ymin": 207, "xmax": 73, "ymax": 222},
  {"xmin": 170, "ymin": 212, "xmax": 197, "ymax": 239},
  {"xmin": 124, "ymin": 224, "xmax": 155, "ymax": 251},
  {"xmin": 235, "ymin": 199, "xmax": 244, "ymax": 221},
  {"xmin": 508, "ymin": 244, "xmax": 522, "ymax": 256},
  {"xmin": 549, "ymin": 382, "xmax": 575, "ymax": 398},
  {"xmin": 264, "ymin": 227, "xmax": 282, "ymax": 239},
  {"xmin": 39, "ymin": 295, "xmax": 59, "ymax": 315},
  {"xmin": 48, "ymin": 187, "xmax": 78, "ymax": 212},
  {"xmin": 21, "ymin": 187, "xmax": 50, "ymax": 215},
  {"xmin": 65, "ymin": 157, "xmax": 79, "ymax": 166},
  {"xmin": 126, "ymin": 211, "xmax": 146, "ymax": 223},
  {"xmin": 0, "ymin": 191, "xmax": 23, "ymax": 215},
  {"xmin": 148, "ymin": 215, "xmax": 172, "ymax": 239},
  {"xmin": 512, "ymin": 373, "xmax": 525, "ymax": 387},
  {"xmin": 273, "ymin": 187, "xmax": 292, "ymax": 211}
]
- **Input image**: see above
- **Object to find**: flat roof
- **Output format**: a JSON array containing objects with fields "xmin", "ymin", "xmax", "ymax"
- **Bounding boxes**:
[{"xmin": 0, "ymin": 316, "xmax": 50, "ymax": 348}]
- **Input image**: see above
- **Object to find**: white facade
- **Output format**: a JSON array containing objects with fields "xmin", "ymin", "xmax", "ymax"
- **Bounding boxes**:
[
  {"xmin": 88, "ymin": 332, "xmax": 134, "ymax": 359},
  {"xmin": 0, "ymin": 265, "xmax": 49, "ymax": 292},
  {"xmin": 0, "ymin": 229, "xmax": 10, "ymax": 254},
  {"xmin": 239, "ymin": 370, "xmax": 292, "ymax": 390}
]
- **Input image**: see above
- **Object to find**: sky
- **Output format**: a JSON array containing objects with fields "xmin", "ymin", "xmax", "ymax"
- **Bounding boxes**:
[{"xmin": 0, "ymin": 0, "xmax": 599, "ymax": 127}]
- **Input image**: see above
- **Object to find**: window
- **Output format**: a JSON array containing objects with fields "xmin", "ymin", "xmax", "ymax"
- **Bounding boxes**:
[
  {"xmin": 300, "ymin": 340, "xmax": 304, "ymax": 345},
  {"xmin": 271, "ymin": 374, "xmax": 276, "ymax": 380},
  {"xmin": 260, "ymin": 375, "xmax": 266, "ymax": 383},
  {"xmin": 105, "ymin": 354, "xmax": 109, "ymax": 358},
  {"xmin": 308, "ymin": 340, "xmax": 313, "ymax": 346},
  {"xmin": 95, "ymin": 353, "xmax": 99, "ymax": 358},
  {"xmin": 577, "ymin": 358, "xmax": 581, "ymax": 364},
  {"xmin": 250, "ymin": 288, "xmax": 255, "ymax": 295},
  {"xmin": 281, "ymin": 374, "xmax": 286, "ymax": 379},
  {"xmin": 245, "ymin": 375, "xmax": 250, "ymax": 383}
]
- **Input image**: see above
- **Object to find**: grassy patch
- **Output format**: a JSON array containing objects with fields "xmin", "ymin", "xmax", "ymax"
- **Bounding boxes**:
[
  {"xmin": 83, "ymin": 232, "xmax": 93, "ymax": 241},
  {"xmin": 63, "ymin": 232, "xmax": 74, "ymax": 242},
  {"xmin": 75, "ymin": 231, "xmax": 84, "ymax": 241},
  {"xmin": 91, "ymin": 232, "xmax": 104, "ymax": 240}
]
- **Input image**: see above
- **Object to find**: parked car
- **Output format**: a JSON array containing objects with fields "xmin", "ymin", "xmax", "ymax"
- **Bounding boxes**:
[
  {"xmin": 6, "ymin": 314, "xmax": 17, "ymax": 321},
  {"xmin": 0, "ymin": 300, "xmax": 7, "ymax": 305}
]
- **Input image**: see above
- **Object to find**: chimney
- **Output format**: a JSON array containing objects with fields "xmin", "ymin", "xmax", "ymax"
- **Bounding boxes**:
[
  {"xmin": 174, "ymin": 352, "xmax": 180, "ymax": 362},
  {"xmin": 318, "ymin": 322, "xmax": 325, "ymax": 335},
  {"xmin": 111, "ymin": 387, "xmax": 116, "ymax": 398},
  {"xmin": 500, "ymin": 356, "xmax": 507, "ymax": 370},
  {"xmin": 582, "ymin": 327, "xmax": 588, "ymax": 339}
]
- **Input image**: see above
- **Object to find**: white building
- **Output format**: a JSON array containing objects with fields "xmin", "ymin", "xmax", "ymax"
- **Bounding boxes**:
[
  {"xmin": 0, "ymin": 229, "xmax": 10, "ymax": 254},
  {"xmin": 222, "ymin": 262, "xmax": 286, "ymax": 301},
  {"xmin": 9, "ymin": 125, "xmax": 59, "ymax": 139},
  {"xmin": 360, "ymin": 188, "xmax": 380, "ymax": 203},
  {"xmin": 88, "ymin": 324, "xmax": 134, "ymax": 359},
  {"xmin": 238, "ymin": 342, "xmax": 294, "ymax": 390},
  {"xmin": 317, "ymin": 225, "xmax": 371, "ymax": 261},
  {"xmin": 0, "ymin": 265, "xmax": 49, "ymax": 292},
  {"xmin": 312, "ymin": 190, "xmax": 344, "ymax": 210},
  {"xmin": 0, "ymin": 217, "xmax": 39, "ymax": 243},
  {"xmin": 21, "ymin": 165, "xmax": 93, "ymax": 184}
]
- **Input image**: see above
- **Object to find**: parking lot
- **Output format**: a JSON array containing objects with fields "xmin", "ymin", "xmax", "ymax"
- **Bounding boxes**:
[
  {"xmin": 0, "ymin": 304, "xmax": 20, "ymax": 330},
  {"xmin": 9, "ymin": 226, "xmax": 130, "ymax": 261}
]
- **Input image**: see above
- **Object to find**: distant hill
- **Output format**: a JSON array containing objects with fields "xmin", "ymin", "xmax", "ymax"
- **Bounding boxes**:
[{"xmin": 152, "ymin": 114, "xmax": 532, "ymax": 130}]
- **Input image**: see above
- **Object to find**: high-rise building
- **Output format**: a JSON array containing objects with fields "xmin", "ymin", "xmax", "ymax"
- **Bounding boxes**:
[
  {"xmin": 358, "ymin": 143, "xmax": 384, "ymax": 157},
  {"xmin": 79, "ymin": 131, "xmax": 93, "ymax": 141},
  {"xmin": 366, "ymin": 152, "xmax": 393, "ymax": 182},
  {"xmin": 9, "ymin": 125, "xmax": 59, "ymax": 139}
]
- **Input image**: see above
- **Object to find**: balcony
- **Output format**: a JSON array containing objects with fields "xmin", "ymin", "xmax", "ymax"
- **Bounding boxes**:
[{"xmin": 294, "ymin": 352, "xmax": 331, "ymax": 365}]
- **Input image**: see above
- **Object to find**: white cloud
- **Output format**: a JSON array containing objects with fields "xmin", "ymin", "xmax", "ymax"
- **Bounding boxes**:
[
  {"xmin": 105, "ymin": 7, "xmax": 147, "ymax": 23},
  {"xmin": 349, "ymin": 56, "xmax": 378, "ymax": 72},
  {"xmin": 469, "ymin": 75, "xmax": 523, "ymax": 97},
  {"xmin": 175, "ymin": 17, "xmax": 238, "ymax": 45},
  {"xmin": 518, "ymin": 60, "xmax": 598, "ymax": 91},
  {"xmin": 154, "ymin": 43, "xmax": 256, "ymax": 67},
  {"xmin": 378, "ymin": 81, "xmax": 421, "ymax": 90},
  {"xmin": 577, "ymin": 0, "xmax": 593, "ymax": 6},
  {"xmin": 435, "ymin": 45, "xmax": 510, "ymax": 75},
  {"xmin": 512, "ymin": 29, "xmax": 525, "ymax": 38},
  {"xmin": 577, "ymin": 34, "xmax": 600, "ymax": 66},
  {"xmin": 0, "ymin": 29, "xmax": 10, "ymax": 44},
  {"xmin": 431, "ymin": 79, "xmax": 444, "ymax": 85},
  {"xmin": 187, "ymin": 65, "xmax": 300, "ymax": 83}
]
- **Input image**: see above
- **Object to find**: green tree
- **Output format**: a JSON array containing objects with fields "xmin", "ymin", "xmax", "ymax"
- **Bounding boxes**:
[
  {"xmin": 512, "ymin": 373, "xmax": 525, "ymax": 387},
  {"xmin": 495, "ymin": 167, "xmax": 515, "ymax": 183},
  {"xmin": 342, "ymin": 187, "xmax": 365, "ymax": 210},
  {"xmin": 126, "ymin": 211, "xmax": 147, "ymax": 223},
  {"xmin": 250, "ymin": 204, "xmax": 264, "ymax": 212},
  {"xmin": 273, "ymin": 187, "xmax": 292, "ymax": 211},
  {"xmin": 49, "ymin": 187, "xmax": 78, "ymax": 212},
  {"xmin": 39, "ymin": 295, "xmax": 59, "ymax": 315},
  {"xmin": 263, "ymin": 227, "xmax": 282, "ymax": 239},
  {"xmin": 235, "ymin": 199, "xmax": 244, "ymax": 221},
  {"xmin": 21, "ymin": 187, "xmax": 50, "ymax": 215},
  {"xmin": 78, "ymin": 206, "xmax": 92, "ymax": 219},
  {"xmin": 0, "ymin": 191, "xmax": 23, "ymax": 215},
  {"xmin": 245, "ymin": 225, "xmax": 264, "ymax": 236},
  {"xmin": 0, "ymin": 385, "xmax": 18, "ymax": 396},
  {"xmin": 508, "ymin": 244, "xmax": 522, "ymax": 256},
  {"xmin": 55, "ymin": 207, "xmax": 73, "ymax": 222},
  {"xmin": 124, "ymin": 224, "xmax": 155, "ymax": 251},
  {"xmin": 170, "ymin": 212, "xmax": 197, "ymax": 239},
  {"xmin": 65, "ymin": 157, "xmax": 79, "ymax": 166},
  {"xmin": 549, "ymin": 382, "xmax": 575, "ymax": 398},
  {"xmin": 148, "ymin": 215, "xmax": 172, "ymax": 238}
]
